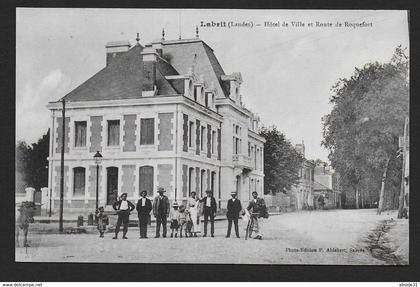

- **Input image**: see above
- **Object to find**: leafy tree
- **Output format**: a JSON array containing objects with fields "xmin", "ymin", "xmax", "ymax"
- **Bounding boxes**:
[
  {"xmin": 15, "ymin": 130, "xmax": 50, "ymax": 191},
  {"xmin": 260, "ymin": 126, "xmax": 304, "ymax": 195},
  {"xmin": 322, "ymin": 46, "xmax": 408, "ymax": 211},
  {"xmin": 16, "ymin": 141, "xmax": 30, "ymax": 192}
]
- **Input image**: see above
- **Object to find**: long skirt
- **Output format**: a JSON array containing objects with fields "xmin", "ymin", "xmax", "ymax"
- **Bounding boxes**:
[{"xmin": 189, "ymin": 207, "xmax": 201, "ymax": 234}]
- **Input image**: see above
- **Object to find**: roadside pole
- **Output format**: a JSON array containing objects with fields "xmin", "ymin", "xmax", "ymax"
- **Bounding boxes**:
[{"xmin": 59, "ymin": 99, "xmax": 65, "ymax": 232}]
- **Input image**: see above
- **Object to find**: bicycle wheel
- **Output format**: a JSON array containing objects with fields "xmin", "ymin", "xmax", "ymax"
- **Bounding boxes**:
[
  {"xmin": 245, "ymin": 219, "xmax": 251, "ymax": 240},
  {"xmin": 249, "ymin": 218, "xmax": 254, "ymax": 239}
]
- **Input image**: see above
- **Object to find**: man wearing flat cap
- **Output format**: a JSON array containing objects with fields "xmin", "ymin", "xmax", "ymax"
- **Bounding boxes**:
[
  {"xmin": 226, "ymin": 191, "xmax": 242, "ymax": 238},
  {"xmin": 199, "ymin": 189, "xmax": 217, "ymax": 237},
  {"xmin": 112, "ymin": 192, "xmax": 135, "ymax": 239},
  {"xmin": 153, "ymin": 187, "xmax": 170, "ymax": 238},
  {"xmin": 136, "ymin": 190, "xmax": 152, "ymax": 239}
]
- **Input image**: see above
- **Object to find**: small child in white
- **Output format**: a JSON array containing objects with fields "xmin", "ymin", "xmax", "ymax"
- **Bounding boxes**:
[{"xmin": 169, "ymin": 202, "xmax": 180, "ymax": 238}]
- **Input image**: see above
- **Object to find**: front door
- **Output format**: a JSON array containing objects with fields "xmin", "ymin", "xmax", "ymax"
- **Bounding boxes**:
[{"xmin": 107, "ymin": 167, "xmax": 118, "ymax": 205}]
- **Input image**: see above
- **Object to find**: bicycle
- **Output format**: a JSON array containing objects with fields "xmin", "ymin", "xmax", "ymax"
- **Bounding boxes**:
[{"xmin": 244, "ymin": 211, "xmax": 259, "ymax": 240}]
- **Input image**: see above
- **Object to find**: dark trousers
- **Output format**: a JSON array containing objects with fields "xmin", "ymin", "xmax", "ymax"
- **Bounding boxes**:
[
  {"xmin": 115, "ymin": 210, "xmax": 130, "ymax": 237},
  {"xmin": 203, "ymin": 209, "xmax": 215, "ymax": 236},
  {"xmin": 227, "ymin": 218, "xmax": 239, "ymax": 237},
  {"xmin": 155, "ymin": 213, "xmax": 167, "ymax": 237},
  {"xmin": 138, "ymin": 214, "xmax": 148, "ymax": 238}
]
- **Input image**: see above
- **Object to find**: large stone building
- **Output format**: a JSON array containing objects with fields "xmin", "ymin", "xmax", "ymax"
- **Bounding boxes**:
[{"xmin": 46, "ymin": 33, "xmax": 265, "ymax": 215}]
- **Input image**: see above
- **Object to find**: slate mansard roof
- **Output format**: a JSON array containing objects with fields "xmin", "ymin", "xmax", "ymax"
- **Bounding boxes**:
[{"xmin": 61, "ymin": 38, "xmax": 230, "ymax": 102}]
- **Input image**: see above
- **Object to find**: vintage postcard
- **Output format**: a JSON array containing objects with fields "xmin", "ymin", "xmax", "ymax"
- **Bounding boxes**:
[{"xmin": 15, "ymin": 8, "xmax": 409, "ymax": 265}]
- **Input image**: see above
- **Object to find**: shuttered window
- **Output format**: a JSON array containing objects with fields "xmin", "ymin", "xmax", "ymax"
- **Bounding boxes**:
[
  {"xmin": 189, "ymin": 121, "xmax": 194, "ymax": 147},
  {"xmin": 201, "ymin": 126, "xmax": 205, "ymax": 151},
  {"xmin": 139, "ymin": 166, "xmax": 154, "ymax": 197},
  {"xmin": 212, "ymin": 131, "xmax": 216, "ymax": 154},
  {"xmin": 73, "ymin": 167, "xmax": 85, "ymax": 196},
  {"xmin": 74, "ymin": 121, "xmax": 87, "ymax": 147},
  {"xmin": 107, "ymin": 120, "xmax": 120, "ymax": 146},
  {"xmin": 140, "ymin": 118, "xmax": 155, "ymax": 145}
]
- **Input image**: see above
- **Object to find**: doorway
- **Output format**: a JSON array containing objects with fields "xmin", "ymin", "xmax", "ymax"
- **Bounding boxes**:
[{"xmin": 106, "ymin": 167, "xmax": 118, "ymax": 205}]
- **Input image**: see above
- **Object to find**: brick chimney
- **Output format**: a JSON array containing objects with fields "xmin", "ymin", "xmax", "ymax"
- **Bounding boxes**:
[
  {"xmin": 105, "ymin": 41, "xmax": 131, "ymax": 66},
  {"xmin": 141, "ymin": 46, "xmax": 158, "ymax": 96}
]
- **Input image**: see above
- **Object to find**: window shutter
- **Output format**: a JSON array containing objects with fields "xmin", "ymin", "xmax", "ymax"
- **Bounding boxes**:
[
  {"xmin": 139, "ymin": 166, "xmax": 154, "ymax": 197},
  {"xmin": 196, "ymin": 119, "xmax": 200, "ymax": 155},
  {"xmin": 207, "ymin": 124, "xmax": 211, "ymax": 158},
  {"xmin": 108, "ymin": 120, "xmax": 120, "ymax": 146},
  {"xmin": 183, "ymin": 114, "xmax": 188, "ymax": 152},
  {"xmin": 75, "ymin": 121, "xmax": 87, "ymax": 147},
  {"xmin": 141, "ymin": 118, "xmax": 155, "ymax": 145},
  {"xmin": 217, "ymin": 128, "xmax": 221, "ymax": 160},
  {"xmin": 73, "ymin": 167, "xmax": 85, "ymax": 195}
]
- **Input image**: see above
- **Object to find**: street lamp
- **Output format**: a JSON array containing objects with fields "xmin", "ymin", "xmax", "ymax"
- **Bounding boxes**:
[{"xmin": 93, "ymin": 151, "xmax": 103, "ymax": 222}]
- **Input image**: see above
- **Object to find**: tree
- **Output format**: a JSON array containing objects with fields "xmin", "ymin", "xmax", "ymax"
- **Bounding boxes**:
[
  {"xmin": 15, "ymin": 130, "xmax": 50, "ymax": 191},
  {"xmin": 16, "ymin": 141, "xmax": 30, "ymax": 192},
  {"xmin": 322, "ymin": 46, "xmax": 408, "ymax": 211},
  {"xmin": 260, "ymin": 126, "xmax": 304, "ymax": 195}
]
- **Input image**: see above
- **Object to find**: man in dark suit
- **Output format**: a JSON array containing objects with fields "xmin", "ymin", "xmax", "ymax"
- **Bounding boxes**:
[
  {"xmin": 226, "ymin": 191, "xmax": 242, "ymax": 238},
  {"xmin": 152, "ymin": 187, "xmax": 170, "ymax": 238},
  {"xmin": 200, "ymin": 189, "xmax": 217, "ymax": 237},
  {"xmin": 112, "ymin": 192, "xmax": 135, "ymax": 239},
  {"xmin": 136, "ymin": 190, "xmax": 152, "ymax": 239}
]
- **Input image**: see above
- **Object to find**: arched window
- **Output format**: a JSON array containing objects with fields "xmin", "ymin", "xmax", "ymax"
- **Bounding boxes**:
[
  {"xmin": 73, "ymin": 167, "xmax": 86, "ymax": 196},
  {"xmin": 193, "ymin": 85, "xmax": 198, "ymax": 102},
  {"xmin": 188, "ymin": 167, "xmax": 194, "ymax": 196},
  {"xmin": 205, "ymin": 92, "xmax": 209, "ymax": 107},
  {"xmin": 139, "ymin": 166, "xmax": 154, "ymax": 197},
  {"xmin": 200, "ymin": 169, "xmax": 206, "ymax": 197}
]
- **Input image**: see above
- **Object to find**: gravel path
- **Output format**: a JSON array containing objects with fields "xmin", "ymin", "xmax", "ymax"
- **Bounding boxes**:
[{"xmin": 16, "ymin": 209, "xmax": 407, "ymax": 264}]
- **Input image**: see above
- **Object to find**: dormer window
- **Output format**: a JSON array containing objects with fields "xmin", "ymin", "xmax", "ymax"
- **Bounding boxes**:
[
  {"xmin": 189, "ymin": 80, "xmax": 194, "ymax": 99},
  {"xmin": 205, "ymin": 92, "xmax": 213, "ymax": 108},
  {"xmin": 193, "ymin": 85, "xmax": 201, "ymax": 102}
]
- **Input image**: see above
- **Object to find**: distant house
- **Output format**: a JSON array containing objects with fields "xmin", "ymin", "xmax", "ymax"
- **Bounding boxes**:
[
  {"xmin": 313, "ymin": 164, "xmax": 341, "ymax": 209},
  {"xmin": 46, "ymin": 32, "xmax": 265, "ymax": 215}
]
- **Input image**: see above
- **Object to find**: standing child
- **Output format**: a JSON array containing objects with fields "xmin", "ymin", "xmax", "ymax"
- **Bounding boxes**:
[
  {"xmin": 177, "ymin": 205, "xmax": 188, "ymax": 238},
  {"xmin": 97, "ymin": 206, "xmax": 108, "ymax": 238},
  {"xmin": 169, "ymin": 202, "xmax": 180, "ymax": 238}
]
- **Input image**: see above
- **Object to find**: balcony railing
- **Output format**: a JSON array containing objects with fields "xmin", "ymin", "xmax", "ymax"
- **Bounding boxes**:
[{"xmin": 232, "ymin": 154, "xmax": 254, "ymax": 170}]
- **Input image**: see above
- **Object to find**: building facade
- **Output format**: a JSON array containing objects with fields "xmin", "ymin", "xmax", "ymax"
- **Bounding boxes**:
[
  {"xmin": 46, "ymin": 34, "xmax": 265, "ymax": 215},
  {"xmin": 291, "ymin": 142, "xmax": 315, "ymax": 210}
]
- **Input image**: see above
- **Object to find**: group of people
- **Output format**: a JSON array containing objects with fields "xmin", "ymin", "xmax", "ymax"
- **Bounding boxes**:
[{"xmin": 96, "ymin": 187, "xmax": 267, "ymax": 240}]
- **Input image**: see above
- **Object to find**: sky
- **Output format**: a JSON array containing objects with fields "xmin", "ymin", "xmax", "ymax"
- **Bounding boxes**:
[{"xmin": 16, "ymin": 9, "xmax": 409, "ymax": 162}]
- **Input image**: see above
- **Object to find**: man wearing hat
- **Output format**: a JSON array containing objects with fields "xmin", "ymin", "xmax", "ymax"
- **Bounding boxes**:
[
  {"xmin": 247, "ymin": 191, "xmax": 268, "ymax": 240},
  {"xmin": 199, "ymin": 190, "xmax": 217, "ymax": 237},
  {"xmin": 152, "ymin": 187, "xmax": 170, "ymax": 238},
  {"xmin": 226, "ymin": 191, "xmax": 242, "ymax": 238},
  {"xmin": 136, "ymin": 190, "xmax": 152, "ymax": 239},
  {"xmin": 112, "ymin": 192, "xmax": 135, "ymax": 239}
]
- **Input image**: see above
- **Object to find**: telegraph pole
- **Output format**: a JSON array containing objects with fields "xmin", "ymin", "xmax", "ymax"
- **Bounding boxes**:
[{"xmin": 59, "ymin": 99, "xmax": 65, "ymax": 232}]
